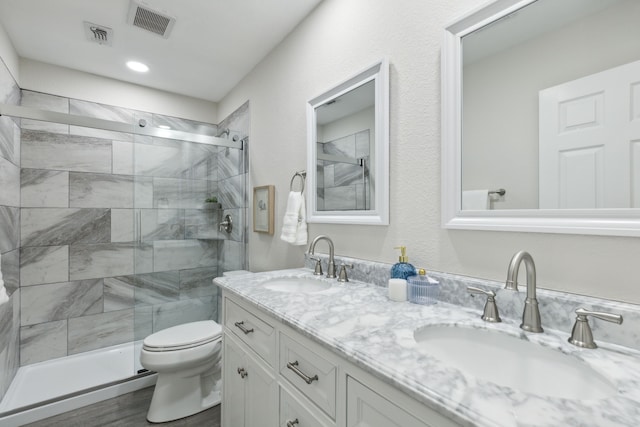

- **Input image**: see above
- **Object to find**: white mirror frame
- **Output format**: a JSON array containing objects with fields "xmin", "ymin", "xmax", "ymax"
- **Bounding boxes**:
[
  {"xmin": 442, "ymin": 0, "xmax": 640, "ymax": 237},
  {"xmin": 306, "ymin": 59, "xmax": 389, "ymax": 225}
]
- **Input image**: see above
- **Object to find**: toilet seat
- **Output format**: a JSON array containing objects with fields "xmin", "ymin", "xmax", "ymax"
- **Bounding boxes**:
[{"xmin": 143, "ymin": 320, "xmax": 222, "ymax": 352}]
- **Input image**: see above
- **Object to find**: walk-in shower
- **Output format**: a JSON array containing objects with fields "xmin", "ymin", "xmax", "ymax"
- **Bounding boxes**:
[{"xmin": 0, "ymin": 93, "xmax": 249, "ymax": 425}]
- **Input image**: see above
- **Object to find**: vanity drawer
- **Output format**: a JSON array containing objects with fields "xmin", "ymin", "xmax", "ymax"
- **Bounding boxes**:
[
  {"xmin": 224, "ymin": 298, "xmax": 276, "ymax": 366},
  {"xmin": 279, "ymin": 332, "xmax": 337, "ymax": 420},
  {"xmin": 280, "ymin": 386, "xmax": 334, "ymax": 427}
]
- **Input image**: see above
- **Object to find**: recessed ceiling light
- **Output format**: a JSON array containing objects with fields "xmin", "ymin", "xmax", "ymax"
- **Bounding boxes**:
[{"xmin": 126, "ymin": 61, "xmax": 149, "ymax": 73}]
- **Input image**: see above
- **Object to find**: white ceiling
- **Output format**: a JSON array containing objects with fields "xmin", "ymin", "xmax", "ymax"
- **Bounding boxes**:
[{"xmin": 0, "ymin": 0, "xmax": 322, "ymax": 102}]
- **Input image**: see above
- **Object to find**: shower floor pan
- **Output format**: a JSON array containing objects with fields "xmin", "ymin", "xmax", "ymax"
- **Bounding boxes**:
[{"xmin": 0, "ymin": 340, "xmax": 156, "ymax": 427}]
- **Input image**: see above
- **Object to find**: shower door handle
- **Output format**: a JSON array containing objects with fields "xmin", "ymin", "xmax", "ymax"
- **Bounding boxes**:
[{"xmin": 136, "ymin": 211, "xmax": 142, "ymax": 243}]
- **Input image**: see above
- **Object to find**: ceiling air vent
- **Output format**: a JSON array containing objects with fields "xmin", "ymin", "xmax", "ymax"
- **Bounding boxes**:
[
  {"xmin": 127, "ymin": 1, "xmax": 176, "ymax": 38},
  {"xmin": 84, "ymin": 22, "xmax": 113, "ymax": 46}
]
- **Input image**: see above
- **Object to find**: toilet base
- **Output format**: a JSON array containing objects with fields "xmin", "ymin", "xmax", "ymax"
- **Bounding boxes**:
[{"xmin": 146, "ymin": 367, "xmax": 221, "ymax": 423}]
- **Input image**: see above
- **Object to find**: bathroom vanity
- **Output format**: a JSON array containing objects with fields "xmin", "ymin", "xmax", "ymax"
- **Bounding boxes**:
[
  {"xmin": 220, "ymin": 289, "xmax": 456, "ymax": 427},
  {"xmin": 214, "ymin": 267, "xmax": 640, "ymax": 427}
]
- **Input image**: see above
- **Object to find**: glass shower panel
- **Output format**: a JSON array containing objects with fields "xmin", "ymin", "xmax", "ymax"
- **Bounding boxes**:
[{"xmin": 132, "ymin": 119, "xmax": 241, "ymax": 367}]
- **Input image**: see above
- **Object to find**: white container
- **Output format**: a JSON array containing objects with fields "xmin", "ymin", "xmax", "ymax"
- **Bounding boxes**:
[{"xmin": 388, "ymin": 278, "xmax": 407, "ymax": 301}]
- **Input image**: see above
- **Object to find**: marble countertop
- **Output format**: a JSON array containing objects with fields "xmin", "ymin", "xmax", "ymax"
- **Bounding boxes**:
[{"xmin": 214, "ymin": 268, "xmax": 640, "ymax": 427}]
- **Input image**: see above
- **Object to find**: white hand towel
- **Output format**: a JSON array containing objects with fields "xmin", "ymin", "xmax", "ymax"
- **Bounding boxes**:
[
  {"xmin": 462, "ymin": 190, "xmax": 490, "ymax": 210},
  {"xmin": 294, "ymin": 199, "xmax": 307, "ymax": 245},
  {"xmin": 280, "ymin": 191, "xmax": 307, "ymax": 245}
]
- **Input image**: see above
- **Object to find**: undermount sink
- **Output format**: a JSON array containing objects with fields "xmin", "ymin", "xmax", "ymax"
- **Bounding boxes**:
[
  {"xmin": 260, "ymin": 277, "xmax": 331, "ymax": 293},
  {"xmin": 413, "ymin": 325, "xmax": 617, "ymax": 400}
]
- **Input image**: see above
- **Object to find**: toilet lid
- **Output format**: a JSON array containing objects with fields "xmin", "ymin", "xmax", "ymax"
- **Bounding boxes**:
[{"xmin": 143, "ymin": 320, "xmax": 222, "ymax": 352}]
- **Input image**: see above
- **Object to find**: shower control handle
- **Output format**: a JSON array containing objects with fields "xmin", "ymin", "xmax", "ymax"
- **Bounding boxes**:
[
  {"xmin": 234, "ymin": 321, "xmax": 254, "ymax": 335},
  {"xmin": 219, "ymin": 214, "xmax": 233, "ymax": 233}
]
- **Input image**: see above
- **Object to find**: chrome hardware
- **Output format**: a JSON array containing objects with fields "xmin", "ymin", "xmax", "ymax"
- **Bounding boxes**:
[
  {"xmin": 287, "ymin": 419, "xmax": 299, "ymax": 427},
  {"xmin": 505, "ymin": 251, "xmax": 543, "ymax": 333},
  {"xmin": 310, "ymin": 256, "xmax": 323, "ymax": 276},
  {"xmin": 237, "ymin": 367, "xmax": 248, "ymax": 378},
  {"xmin": 568, "ymin": 308, "xmax": 623, "ymax": 349},
  {"xmin": 308, "ymin": 235, "xmax": 336, "ymax": 278},
  {"xmin": 234, "ymin": 321, "xmax": 254, "ymax": 335},
  {"xmin": 290, "ymin": 171, "xmax": 306, "ymax": 194},
  {"xmin": 219, "ymin": 214, "xmax": 233, "ymax": 233},
  {"xmin": 286, "ymin": 361, "xmax": 318, "ymax": 385},
  {"xmin": 338, "ymin": 263, "xmax": 353, "ymax": 282},
  {"xmin": 467, "ymin": 286, "xmax": 502, "ymax": 323}
]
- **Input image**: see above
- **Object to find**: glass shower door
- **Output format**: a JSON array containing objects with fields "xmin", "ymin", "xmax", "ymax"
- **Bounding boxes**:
[{"xmin": 132, "ymin": 120, "xmax": 245, "ymax": 368}]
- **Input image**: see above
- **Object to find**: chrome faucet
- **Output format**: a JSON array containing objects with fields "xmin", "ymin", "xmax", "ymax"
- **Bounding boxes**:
[
  {"xmin": 308, "ymin": 235, "xmax": 336, "ymax": 278},
  {"xmin": 505, "ymin": 251, "xmax": 543, "ymax": 333}
]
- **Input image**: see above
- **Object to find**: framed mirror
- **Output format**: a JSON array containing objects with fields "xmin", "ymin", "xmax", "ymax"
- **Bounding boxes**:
[
  {"xmin": 442, "ymin": 0, "xmax": 640, "ymax": 236},
  {"xmin": 306, "ymin": 59, "xmax": 389, "ymax": 225}
]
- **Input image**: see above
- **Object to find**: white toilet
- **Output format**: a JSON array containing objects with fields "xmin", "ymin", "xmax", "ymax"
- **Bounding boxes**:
[{"xmin": 140, "ymin": 320, "xmax": 223, "ymax": 423}]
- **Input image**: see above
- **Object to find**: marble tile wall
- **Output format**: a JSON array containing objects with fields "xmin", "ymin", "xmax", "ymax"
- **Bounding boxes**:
[
  {"xmin": 0, "ymin": 58, "xmax": 21, "ymax": 402},
  {"xmin": 15, "ymin": 90, "xmax": 247, "ymax": 368}
]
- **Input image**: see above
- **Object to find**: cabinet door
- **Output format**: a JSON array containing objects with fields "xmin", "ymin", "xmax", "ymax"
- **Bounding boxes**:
[
  {"xmin": 280, "ymin": 386, "xmax": 334, "ymax": 427},
  {"xmin": 346, "ymin": 377, "xmax": 430, "ymax": 427},
  {"xmin": 222, "ymin": 336, "xmax": 246, "ymax": 427},
  {"xmin": 245, "ymin": 350, "xmax": 278, "ymax": 427}
]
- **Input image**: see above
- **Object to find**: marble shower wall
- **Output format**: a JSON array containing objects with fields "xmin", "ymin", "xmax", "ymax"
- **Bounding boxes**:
[
  {"xmin": 0, "ymin": 60, "xmax": 21, "ymax": 402},
  {"xmin": 17, "ymin": 90, "xmax": 247, "ymax": 366}
]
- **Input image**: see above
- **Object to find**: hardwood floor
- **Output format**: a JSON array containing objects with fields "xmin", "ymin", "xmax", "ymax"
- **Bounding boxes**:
[{"xmin": 23, "ymin": 386, "xmax": 221, "ymax": 427}]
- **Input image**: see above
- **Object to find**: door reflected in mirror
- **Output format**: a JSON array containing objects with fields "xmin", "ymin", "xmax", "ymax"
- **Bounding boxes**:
[
  {"xmin": 442, "ymin": 0, "xmax": 640, "ymax": 236},
  {"xmin": 307, "ymin": 60, "xmax": 389, "ymax": 225},
  {"xmin": 461, "ymin": 0, "xmax": 640, "ymax": 211}
]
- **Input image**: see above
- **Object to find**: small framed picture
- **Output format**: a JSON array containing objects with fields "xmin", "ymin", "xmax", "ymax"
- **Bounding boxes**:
[{"xmin": 253, "ymin": 185, "xmax": 275, "ymax": 234}]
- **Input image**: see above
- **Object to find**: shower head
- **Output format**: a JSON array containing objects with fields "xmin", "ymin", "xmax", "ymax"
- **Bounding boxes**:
[{"xmin": 216, "ymin": 128, "xmax": 230, "ymax": 138}]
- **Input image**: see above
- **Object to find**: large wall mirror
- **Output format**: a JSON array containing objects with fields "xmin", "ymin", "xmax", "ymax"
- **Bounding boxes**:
[
  {"xmin": 442, "ymin": 0, "xmax": 640, "ymax": 236},
  {"xmin": 306, "ymin": 59, "xmax": 389, "ymax": 225}
]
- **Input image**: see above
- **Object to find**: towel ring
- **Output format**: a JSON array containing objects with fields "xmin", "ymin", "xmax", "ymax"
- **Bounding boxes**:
[{"xmin": 290, "ymin": 171, "xmax": 306, "ymax": 194}]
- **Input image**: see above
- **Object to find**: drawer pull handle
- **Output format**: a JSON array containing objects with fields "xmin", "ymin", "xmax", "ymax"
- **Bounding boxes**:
[
  {"xmin": 234, "ymin": 321, "xmax": 254, "ymax": 335},
  {"xmin": 286, "ymin": 361, "xmax": 318, "ymax": 385},
  {"xmin": 287, "ymin": 419, "xmax": 299, "ymax": 427},
  {"xmin": 237, "ymin": 367, "xmax": 248, "ymax": 378}
]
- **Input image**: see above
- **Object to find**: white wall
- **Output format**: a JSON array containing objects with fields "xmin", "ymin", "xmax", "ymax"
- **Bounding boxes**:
[
  {"xmin": 19, "ymin": 59, "xmax": 218, "ymax": 123},
  {"xmin": 0, "ymin": 21, "xmax": 19, "ymax": 83},
  {"xmin": 319, "ymin": 106, "xmax": 375, "ymax": 144},
  {"xmin": 220, "ymin": 0, "xmax": 640, "ymax": 305}
]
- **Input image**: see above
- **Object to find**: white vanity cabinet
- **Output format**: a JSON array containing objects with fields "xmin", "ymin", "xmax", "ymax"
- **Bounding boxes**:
[{"xmin": 221, "ymin": 292, "xmax": 459, "ymax": 427}]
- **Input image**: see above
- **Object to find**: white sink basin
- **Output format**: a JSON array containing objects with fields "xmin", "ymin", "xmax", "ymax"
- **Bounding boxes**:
[
  {"xmin": 413, "ymin": 325, "xmax": 617, "ymax": 400},
  {"xmin": 260, "ymin": 277, "xmax": 331, "ymax": 293}
]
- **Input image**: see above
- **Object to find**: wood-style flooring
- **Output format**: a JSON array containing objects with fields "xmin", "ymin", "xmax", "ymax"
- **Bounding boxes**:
[{"xmin": 23, "ymin": 386, "xmax": 221, "ymax": 427}]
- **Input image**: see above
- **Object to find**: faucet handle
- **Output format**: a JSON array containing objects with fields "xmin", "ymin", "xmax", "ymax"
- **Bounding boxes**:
[
  {"xmin": 467, "ymin": 286, "xmax": 502, "ymax": 323},
  {"xmin": 310, "ymin": 257, "xmax": 323, "ymax": 276},
  {"xmin": 568, "ymin": 307, "xmax": 623, "ymax": 349},
  {"xmin": 337, "ymin": 263, "xmax": 353, "ymax": 282}
]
